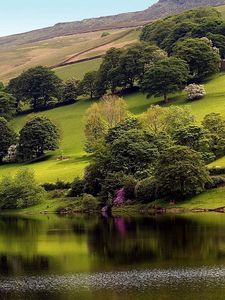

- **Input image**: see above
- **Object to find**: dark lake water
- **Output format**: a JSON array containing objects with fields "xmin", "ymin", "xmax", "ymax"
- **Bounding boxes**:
[{"xmin": 1, "ymin": 213, "xmax": 225, "ymax": 299}]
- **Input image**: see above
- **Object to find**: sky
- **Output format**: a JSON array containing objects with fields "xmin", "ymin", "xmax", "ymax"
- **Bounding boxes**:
[{"xmin": 0, "ymin": 0, "xmax": 157, "ymax": 37}]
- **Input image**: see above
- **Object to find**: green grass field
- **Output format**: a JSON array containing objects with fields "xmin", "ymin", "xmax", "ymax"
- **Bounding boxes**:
[
  {"xmin": 0, "ymin": 71, "xmax": 224, "ymax": 185},
  {"xmin": 54, "ymin": 58, "xmax": 102, "ymax": 81}
]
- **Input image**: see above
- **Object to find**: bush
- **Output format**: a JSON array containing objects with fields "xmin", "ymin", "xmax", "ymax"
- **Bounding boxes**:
[
  {"xmin": 205, "ymin": 176, "xmax": 225, "ymax": 189},
  {"xmin": 0, "ymin": 170, "xmax": 46, "ymax": 209},
  {"xmin": 42, "ymin": 180, "xmax": 71, "ymax": 191},
  {"xmin": 82, "ymin": 194, "xmax": 99, "ymax": 211},
  {"xmin": 185, "ymin": 84, "xmax": 206, "ymax": 101},
  {"xmin": 135, "ymin": 177, "xmax": 159, "ymax": 203},
  {"xmin": 68, "ymin": 177, "xmax": 84, "ymax": 197},
  {"xmin": 208, "ymin": 167, "xmax": 225, "ymax": 175},
  {"xmin": 123, "ymin": 175, "xmax": 137, "ymax": 200},
  {"xmin": 101, "ymin": 32, "xmax": 110, "ymax": 37}
]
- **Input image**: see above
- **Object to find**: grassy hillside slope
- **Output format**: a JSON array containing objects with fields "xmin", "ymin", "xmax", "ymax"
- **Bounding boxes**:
[
  {"xmin": 0, "ymin": 73, "xmax": 225, "ymax": 183},
  {"xmin": 0, "ymin": 28, "xmax": 139, "ymax": 83}
]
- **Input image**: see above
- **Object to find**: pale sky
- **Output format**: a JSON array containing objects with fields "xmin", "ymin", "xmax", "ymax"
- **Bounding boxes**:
[{"xmin": 0, "ymin": 0, "xmax": 157, "ymax": 37}]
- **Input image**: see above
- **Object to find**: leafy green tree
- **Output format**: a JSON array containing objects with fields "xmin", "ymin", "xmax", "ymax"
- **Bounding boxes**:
[
  {"xmin": 156, "ymin": 145, "xmax": 211, "ymax": 200},
  {"xmin": 142, "ymin": 57, "xmax": 189, "ymax": 102},
  {"xmin": 80, "ymin": 71, "xmax": 98, "ymax": 99},
  {"xmin": 0, "ymin": 82, "xmax": 4, "ymax": 91},
  {"xmin": 17, "ymin": 116, "xmax": 60, "ymax": 161},
  {"xmin": 135, "ymin": 177, "xmax": 159, "ymax": 203},
  {"xmin": 63, "ymin": 78, "xmax": 81, "ymax": 102},
  {"xmin": 202, "ymin": 113, "xmax": 225, "ymax": 158},
  {"xmin": 97, "ymin": 48, "xmax": 124, "ymax": 94},
  {"xmin": 7, "ymin": 66, "xmax": 62, "ymax": 110},
  {"xmin": 118, "ymin": 43, "xmax": 167, "ymax": 87},
  {"xmin": 0, "ymin": 92, "xmax": 16, "ymax": 121},
  {"xmin": 0, "ymin": 169, "xmax": 46, "ymax": 209},
  {"xmin": 0, "ymin": 117, "xmax": 16, "ymax": 163},
  {"xmin": 68, "ymin": 177, "xmax": 84, "ymax": 197},
  {"xmin": 172, "ymin": 125, "xmax": 215, "ymax": 163},
  {"xmin": 173, "ymin": 38, "xmax": 220, "ymax": 80}
]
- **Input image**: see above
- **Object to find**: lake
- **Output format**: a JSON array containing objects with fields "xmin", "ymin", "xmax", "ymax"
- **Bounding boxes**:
[{"xmin": 1, "ymin": 213, "xmax": 225, "ymax": 299}]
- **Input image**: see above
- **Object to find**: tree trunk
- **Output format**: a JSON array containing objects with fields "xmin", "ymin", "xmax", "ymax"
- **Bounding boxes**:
[{"xmin": 164, "ymin": 93, "xmax": 169, "ymax": 103}]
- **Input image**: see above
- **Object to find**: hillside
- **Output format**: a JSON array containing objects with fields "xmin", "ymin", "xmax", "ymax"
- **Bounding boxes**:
[
  {"xmin": 0, "ymin": 72, "xmax": 224, "ymax": 183},
  {"xmin": 0, "ymin": 0, "xmax": 225, "ymax": 48},
  {"xmin": 0, "ymin": 28, "xmax": 139, "ymax": 83}
]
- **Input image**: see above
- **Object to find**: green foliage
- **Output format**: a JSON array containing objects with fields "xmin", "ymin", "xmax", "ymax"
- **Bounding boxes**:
[
  {"xmin": 63, "ymin": 78, "xmax": 81, "ymax": 102},
  {"xmin": 0, "ymin": 169, "xmax": 46, "ymax": 209},
  {"xmin": 140, "ymin": 7, "xmax": 224, "ymax": 53},
  {"xmin": 172, "ymin": 125, "xmax": 215, "ymax": 163},
  {"xmin": 141, "ymin": 57, "xmax": 189, "ymax": 102},
  {"xmin": 7, "ymin": 66, "xmax": 62, "ymax": 111},
  {"xmin": 202, "ymin": 113, "xmax": 225, "ymax": 158},
  {"xmin": 69, "ymin": 177, "xmax": 84, "ymax": 197},
  {"xmin": 0, "ymin": 92, "xmax": 16, "ymax": 121},
  {"xmin": 80, "ymin": 71, "xmax": 98, "ymax": 99},
  {"xmin": 173, "ymin": 38, "xmax": 220, "ymax": 80},
  {"xmin": 42, "ymin": 180, "xmax": 71, "ymax": 191},
  {"xmin": 82, "ymin": 194, "xmax": 98, "ymax": 211},
  {"xmin": 101, "ymin": 32, "xmax": 110, "ymax": 37},
  {"xmin": 135, "ymin": 177, "xmax": 159, "ymax": 203},
  {"xmin": 156, "ymin": 146, "xmax": 211, "ymax": 200},
  {"xmin": 0, "ymin": 117, "xmax": 16, "ymax": 163},
  {"xmin": 17, "ymin": 116, "xmax": 60, "ymax": 162}
]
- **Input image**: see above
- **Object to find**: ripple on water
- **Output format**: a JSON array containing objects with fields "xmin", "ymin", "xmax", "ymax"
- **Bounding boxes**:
[{"xmin": 1, "ymin": 267, "xmax": 225, "ymax": 292}]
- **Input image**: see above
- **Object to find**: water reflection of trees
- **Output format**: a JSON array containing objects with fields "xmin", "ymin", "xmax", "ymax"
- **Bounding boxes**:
[{"xmin": 86, "ymin": 215, "xmax": 225, "ymax": 266}]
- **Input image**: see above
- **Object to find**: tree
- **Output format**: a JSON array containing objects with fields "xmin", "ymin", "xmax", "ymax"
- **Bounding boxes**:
[
  {"xmin": 0, "ymin": 169, "xmax": 46, "ymax": 209},
  {"xmin": 164, "ymin": 106, "xmax": 196, "ymax": 134},
  {"xmin": 173, "ymin": 38, "xmax": 220, "ymax": 80},
  {"xmin": 97, "ymin": 48, "xmax": 124, "ymax": 94},
  {"xmin": 156, "ymin": 146, "xmax": 211, "ymax": 200},
  {"xmin": 0, "ymin": 117, "xmax": 16, "ymax": 163},
  {"xmin": 140, "ymin": 105, "xmax": 167, "ymax": 134},
  {"xmin": 172, "ymin": 125, "xmax": 215, "ymax": 163},
  {"xmin": 141, "ymin": 57, "xmax": 189, "ymax": 102},
  {"xmin": 84, "ymin": 103, "xmax": 107, "ymax": 152},
  {"xmin": 84, "ymin": 96, "xmax": 128, "ymax": 153},
  {"xmin": 0, "ymin": 92, "xmax": 16, "ymax": 121},
  {"xmin": 118, "ymin": 43, "xmax": 167, "ymax": 87},
  {"xmin": 202, "ymin": 113, "xmax": 225, "ymax": 158},
  {"xmin": 80, "ymin": 71, "xmax": 98, "ymax": 99},
  {"xmin": 7, "ymin": 66, "xmax": 62, "ymax": 110},
  {"xmin": 63, "ymin": 78, "xmax": 80, "ymax": 102},
  {"xmin": 17, "ymin": 116, "xmax": 60, "ymax": 161},
  {"xmin": 100, "ymin": 95, "xmax": 128, "ymax": 128}
]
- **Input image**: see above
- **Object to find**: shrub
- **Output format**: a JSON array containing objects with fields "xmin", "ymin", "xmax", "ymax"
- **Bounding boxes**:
[
  {"xmin": 101, "ymin": 32, "xmax": 110, "ymax": 37},
  {"xmin": 185, "ymin": 84, "xmax": 206, "ymax": 101},
  {"xmin": 0, "ymin": 170, "xmax": 46, "ymax": 209},
  {"xmin": 68, "ymin": 177, "xmax": 84, "ymax": 197},
  {"xmin": 205, "ymin": 176, "xmax": 225, "ymax": 189},
  {"xmin": 82, "ymin": 194, "xmax": 99, "ymax": 211},
  {"xmin": 42, "ymin": 180, "xmax": 71, "ymax": 191},
  {"xmin": 208, "ymin": 167, "xmax": 225, "ymax": 175},
  {"xmin": 135, "ymin": 177, "xmax": 159, "ymax": 203}
]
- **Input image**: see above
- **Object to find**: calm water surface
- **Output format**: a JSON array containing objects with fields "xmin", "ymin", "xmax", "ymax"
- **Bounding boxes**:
[{"xmin": 1, "ymin": 213, "xmax": 225, "ymax": 299}]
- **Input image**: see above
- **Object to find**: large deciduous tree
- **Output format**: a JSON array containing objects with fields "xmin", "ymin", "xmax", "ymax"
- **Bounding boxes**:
[
  {"xmin": 173, "ymin": 38, "xmax": 220, "ymax": 80},
  {"xmin": 156, "ymin": 145, "xmax": 211, "ymax": 200},
  {"xmin": 7, "ymin": 66, "xmax": 62, "ymax": 110},
  {"xmin": 0, "ymin": 92, "xmax": 16, "ymax": 121},
  {"xmin": 141, "ymin": 57, "xmax": 189, "ymax": 103},
  {"xmin": 17, "ymin": 116, "xmax": 60, "ymax": 161}
]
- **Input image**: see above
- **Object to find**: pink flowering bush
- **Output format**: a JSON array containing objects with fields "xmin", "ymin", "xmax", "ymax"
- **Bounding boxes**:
[{"xmin": 113, "ymin": 188, "xmax": 125, "ymax": 206}]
